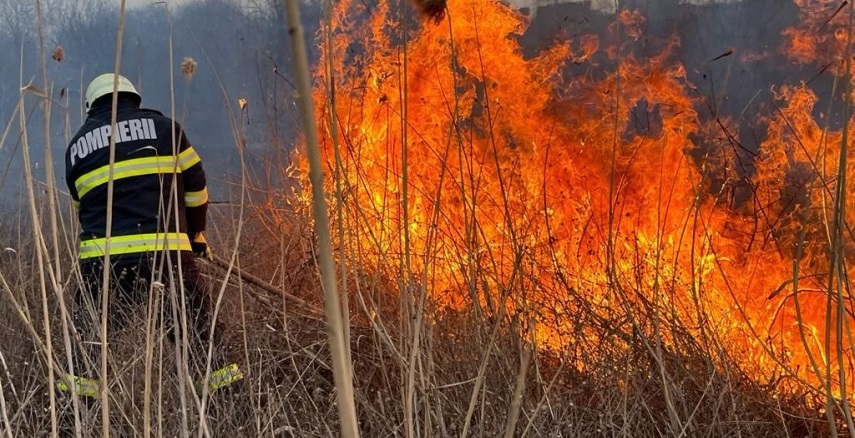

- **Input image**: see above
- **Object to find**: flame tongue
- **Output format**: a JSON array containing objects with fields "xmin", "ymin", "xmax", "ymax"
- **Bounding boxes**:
[{"xmin": 305, "ymin": 0, "xmax": 855, "ymax": 396}]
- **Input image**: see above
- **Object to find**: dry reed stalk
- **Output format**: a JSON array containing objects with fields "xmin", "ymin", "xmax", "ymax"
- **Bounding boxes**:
[
  {"xmin": 323, "ymin": 0, "xmax": 352, "ymax": 372},
  {"xmin": 459, "ymin": 262, "xmax": 522, "ymax": 438},
  {"xmin": 457, "ymin": 9, "xmax": 536, "ymax": 437},
  {"xmin": 0, "ymin": 394, "xmax": 10, "ymax": 438},
  {"xmin": 770, "ymin": 46, "xmax": 845, "ymax": 420},
  {"xmin": 503, "ymin": 341, "xmax": 532, "ymax": 438},
  {"xmin": 520, "ymin": 357, "xmax": 565, "ymax": 437},
  {"xmin": 184, "ymin": 29, "xmax": 263, "ymax": 431},
  {"xmin": 830, "ymin": 2, "xmax": 855, "ymax": 435},
  {"xmin": 791, "ymin": 199, "xmax": 835, "ymax": 429},
  {"xmin": 199, "ymin": 67, "xmax": 251, "ymax": 438},
  {"xmin": 34, "ymin": 1, "xmax": 84, "ymax": 436},
  {"xmin": 685, "ymin": 138, "xmax": 820, "ymax": 401},
  {"xmin": 416, "ymin": 15, "xmax": 463, "ymax": 433},
  {"xmin": 17, "ymin": 51, "xmax": 59, "ymax": 438},
  {"xmin": 0, "ymin": 266, "xmax": 60, "ymax": 378},
  {"xmin": 144, "ymin": 281, "xmax": 161, "ymax": 438},
  {"xmin": 159, "ymin": 7, "xmax": 197, "ymax": 436},
  {"xmin": 100, "ymin": 1, "xmax": 129, "ymax": 434},
  {"xmin": 602, "ymin": 14, "xmax": 689, "ymax": 437},
  {"xmin": 282, "ymin": 0, "xmax": 359, "ymax": 436},
  {"xmin": 397, "ymin": 2, "xmax": 420, "ymax": 436},
  {"xmin": 34, "ymin": 0, "xmax": 63, "ymax": 288},
  {"xmin": 0, "ymin": 352, "xmax": 12, "ymax": 438}
]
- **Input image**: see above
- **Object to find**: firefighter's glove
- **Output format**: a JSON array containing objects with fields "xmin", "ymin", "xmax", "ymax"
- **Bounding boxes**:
[{"xmin": 191, "ymin": 232, "xmax": 213, "ymax": 261}]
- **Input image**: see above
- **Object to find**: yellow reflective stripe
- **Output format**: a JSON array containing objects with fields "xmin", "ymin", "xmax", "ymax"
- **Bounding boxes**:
[
  {"xmin": 79, "ymin": 232, "xmax": 191, "ymax": 259},
  {"xmin": 57, "ymin": 374, "xmax": 100, "ymax": 398},
  {"xmin": 75, "ymin": 156, "xmax": 180, "ymax": 198},
  {"xmin": 208, "ymin": 364, "xmax": 244, "ymax": 391},
  {"xmin": 178, "ymin": 147, "xmax": 201, "ymax": 171},
  {"xmin": 185, "ymin": 188, "xmax": 208, "ymax": 207}
]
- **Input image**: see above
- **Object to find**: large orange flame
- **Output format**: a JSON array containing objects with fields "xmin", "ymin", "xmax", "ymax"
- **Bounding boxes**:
[{"xmin": 301, "ymin": 0, "xmax": 855, "ymax": 398}]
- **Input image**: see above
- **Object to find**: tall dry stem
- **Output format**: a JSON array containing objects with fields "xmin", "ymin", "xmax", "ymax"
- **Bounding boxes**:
[
  {"xmin": 829, "ymin": 2, "xmax": 855, "ymax": 435},
  {"xmin": 100, "ymin": 1, "xmax": 129, "ymax": 434},
  {"xmin": 282, "ymin": 0, "xmax": 359, "ymax": 436},
  {"xmin": 0, "ymin": 357, "xmax": 12, "ymax": 438},
  {"xmin": 18, "ymin": 52, "xmax": 58, "ymax": 438},
  {"xmin": 159, "ymin": 5, "xmax": 196, "ymax": 436},
  {"xmin": 34, "ymin": 1, "xmax": 82, "ymax": 435},
  {"xmin": 322, "ymin": 0, "xmax": 351, "ymax": 367},
  {"xmin": 503, "ymin": 341, "xmax": 532, "ymax": 438}
]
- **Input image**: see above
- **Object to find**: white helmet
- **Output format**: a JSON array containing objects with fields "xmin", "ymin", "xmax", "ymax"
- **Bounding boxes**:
[{"xmin": 84, "ymin": 73, "xmax": 140, "ymax": 111}]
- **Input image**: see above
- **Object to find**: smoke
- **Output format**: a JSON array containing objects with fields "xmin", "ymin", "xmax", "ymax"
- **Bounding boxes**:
[
  {"xmin": 507, "ymin": 0, "xmax": 747, "ymax": 15},
  {"xmin": 506, "ymin": 0, "xmax": 618, "ymax": 14},
  {"xmin": 512, "ymin": 0, "xmax": 844, "ymax": 220},
  {"xmin": 0, "ymin": 0, "xmax": 323, "ymax": 202},
  {"xmin": 520, "ymin": 0, "xmax": 804, "ymax": 144}
]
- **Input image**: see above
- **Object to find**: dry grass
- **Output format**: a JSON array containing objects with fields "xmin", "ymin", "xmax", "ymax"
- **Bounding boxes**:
[
  {"xmin": 0, "ymin": 1, "xmax": 850, "ymax": 437},
  {"xmin": 0, "ymin": 191, "xmax": 839, "ymax": 438}
]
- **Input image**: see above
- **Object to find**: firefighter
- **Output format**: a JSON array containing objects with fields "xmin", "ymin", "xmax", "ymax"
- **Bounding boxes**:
[{"xmin": 60, "ymin": 73, "xmax": 242, "ymax": 397}]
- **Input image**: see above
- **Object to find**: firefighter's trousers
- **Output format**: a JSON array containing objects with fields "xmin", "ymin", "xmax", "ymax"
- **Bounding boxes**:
[{"xmin": 70, "ymin": 251, "xmax": 222, "ymax": 380}]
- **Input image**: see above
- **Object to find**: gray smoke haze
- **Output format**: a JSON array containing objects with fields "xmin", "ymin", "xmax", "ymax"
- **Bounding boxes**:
[
  {"xmin": 508, "ymin": 0, "xmax": 748, "ymax": 14},
  {"xmin": 0, "ymin": 0, "xmax": 322, "ymax": 204},
  {"xmin": 0, "ymin": 0, "xmax": 837, "ymax": 211}
]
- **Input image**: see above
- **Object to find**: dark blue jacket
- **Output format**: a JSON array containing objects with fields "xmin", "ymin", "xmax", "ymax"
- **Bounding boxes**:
[{"xmin": 65, "ymin": 98, "xmax": 208, "ymax": 259}]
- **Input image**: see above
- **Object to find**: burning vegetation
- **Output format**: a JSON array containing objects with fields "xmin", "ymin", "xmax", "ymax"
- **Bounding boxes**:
[
  {"xmin": 302, "ymin": 0, "xmax": 855, "ymax": 413},
  {"xmin": 6, "ymin": 0, "xmax": 855, "ymax": 435}
]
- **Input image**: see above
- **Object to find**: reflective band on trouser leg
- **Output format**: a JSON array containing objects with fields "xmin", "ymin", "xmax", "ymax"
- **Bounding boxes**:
[
  {"xmin": 56, "ymin": 374, "xmax": 100, "ymax": 398},
  {"xmin": 208, "ymin": 364, "xmax": 244, "ymax": 391},
  {"xmin": 79, "ymin": 232, "xmax": 192, "ymax": 259},
  {"xmin": 184, "ymin": 187, "xmax": 208, "ymax": 207},
  {"xmin": 178, "ymin": 146, "xmax": 201, "ymax": 171}
]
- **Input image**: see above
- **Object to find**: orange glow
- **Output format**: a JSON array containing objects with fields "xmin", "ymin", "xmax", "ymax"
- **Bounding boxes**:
[
  {"xmin": 300, "ymin": 0, "xmax": 855, "ymax": 398},
  {"xmin": 785, "ymin": 0, "xmax": 855, "ymax": 76}
]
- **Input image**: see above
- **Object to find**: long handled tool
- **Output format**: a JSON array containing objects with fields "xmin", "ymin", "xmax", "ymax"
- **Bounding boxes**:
[{"xmin": 204, "ymin": 254, "xmax": 323, "ymax": 318}]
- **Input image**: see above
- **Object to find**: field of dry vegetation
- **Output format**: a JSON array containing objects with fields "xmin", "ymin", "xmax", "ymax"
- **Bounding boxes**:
[
  {"xmin": 0, "ymin": 192, "xmax": 836, "ymax": 437},
  {"xmin": 4, "ymin": 0, "xmax": 855, "ymax": 437}
]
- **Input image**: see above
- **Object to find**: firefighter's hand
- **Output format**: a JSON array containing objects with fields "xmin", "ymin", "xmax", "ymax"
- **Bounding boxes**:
[{"xmin": 191, "ymin": 232, "xmax": 213, "ymax": 261}]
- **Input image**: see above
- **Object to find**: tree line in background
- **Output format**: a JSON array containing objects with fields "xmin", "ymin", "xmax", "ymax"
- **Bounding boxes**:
[{"xmin": 0, "ymin": 0, "xmax": 322, "ymax": 201}]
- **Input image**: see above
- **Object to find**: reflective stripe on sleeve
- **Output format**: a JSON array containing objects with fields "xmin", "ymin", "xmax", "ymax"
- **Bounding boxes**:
[
  {"xmin": 178, "ymin": 147, "xmax": 201, "ymax": 171},
  {"xmin": 184, "ymin": 188, "xmax": 208, "ymax": 207},
  {"xmin": 75, "ymin": 156, "xmax": 180, "ymax": 199},
  {"xmin": 79, "ymin": 232, "xmax": 191, "ymax": 259}
]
